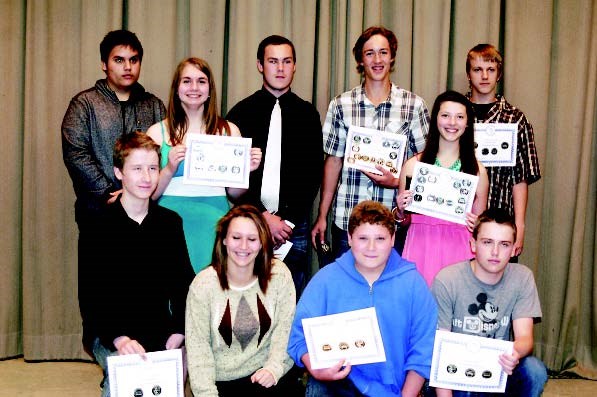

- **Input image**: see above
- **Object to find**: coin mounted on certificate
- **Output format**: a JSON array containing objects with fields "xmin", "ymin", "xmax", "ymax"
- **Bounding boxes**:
[
  {"xmin": 430, "ymin": 330, "xmax": 513, "ymax": 393},
  {"xmin": 405, "ymin": 163, "xmax": 479, "ymax": 225},
  {"xmin": 474, "ymin": 122, "xmax": 518, "ymax": 167},
  {"xmin": 183, "ymin": 134, "xmax": 252, "ymax": 189},
  {"xmin": 302, "ymin": 308, "xmax": 386, "ymax": 370},
  {"xmin": 344, "ymin": 126, "xmax": 407, "ymax": 176}
]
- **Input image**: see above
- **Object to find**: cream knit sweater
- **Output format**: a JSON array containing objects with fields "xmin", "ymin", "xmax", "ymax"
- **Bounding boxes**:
[{"xmin": 186, "ymin": 260, "xmax": 296, "ymax": 396}]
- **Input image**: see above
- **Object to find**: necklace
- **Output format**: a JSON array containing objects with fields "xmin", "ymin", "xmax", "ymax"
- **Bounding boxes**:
[{"xmin": 434, "ymin": 157, "xmax": 461, "ymax": 171}]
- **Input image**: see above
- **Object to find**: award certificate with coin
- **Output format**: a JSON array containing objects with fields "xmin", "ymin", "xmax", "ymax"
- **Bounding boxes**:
[
  {"xmin": 302, "ymin": 307, "xmax": 386, "ymax": 370},
  {"xmin": 405, "ymin": 163, "xmax": 479, "ymax": 225},
  {"xmin": 107, "ymin": 348, "xmax": 184, "ymax": 397},
  {"xmin": 183, "ymin": 134, "xmax": 252, "ymax": 188},
  {"xmin": 344, "ymin": 126, "xmax": 407, "ymax": 176},
  {"xmin": 474, "ymin": 123, "xmax": 518, "ymax": 167},
  {"xmin": 430, "ymin": 330, "xmax": 513, "ymax": 393}
]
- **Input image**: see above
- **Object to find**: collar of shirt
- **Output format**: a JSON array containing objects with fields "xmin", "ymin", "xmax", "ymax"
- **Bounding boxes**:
[
  {"xmin": 114, "ymin": 198, "xmax": 158, "ymax": 227},
  {"xmin": 356, "ymin": 82, "xmax": 397, "ymax": 109},
  {"xmin": 259, "ymin": 86, "xmax": 294, "ymax": 108}
]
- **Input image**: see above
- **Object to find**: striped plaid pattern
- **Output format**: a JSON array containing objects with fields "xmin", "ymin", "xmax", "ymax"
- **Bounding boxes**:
[{"xmin": 323, "ymin": 83, "xmax": 430, "ymax": 230}]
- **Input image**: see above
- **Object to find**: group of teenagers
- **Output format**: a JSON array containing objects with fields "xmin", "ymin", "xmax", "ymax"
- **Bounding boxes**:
[{"xmin": 61, "ymin": 24, "xmax": 545, "ymax": 397}]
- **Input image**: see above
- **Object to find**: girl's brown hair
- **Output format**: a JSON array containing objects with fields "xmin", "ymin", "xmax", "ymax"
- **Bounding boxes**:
[
  {"xmin": 166, "ymin": 57, "xmax": 230, "ymax": 145},
  {"xmin": 211, "ymin": 205, "xmax": 274, "ymax": 293}
]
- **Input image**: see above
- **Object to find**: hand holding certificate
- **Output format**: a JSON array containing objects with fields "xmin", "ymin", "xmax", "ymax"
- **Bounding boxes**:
[
  {"xmin": 405, "ymin": 162, "xmax": 478, "ymax": 225},
  {"xmin": 301, "ymin": 308, "xmax": 386, "ymax": 369},
  {"xmin": 430, "ymin": 330, "xmax": 513, "ymax": 393},
  {"xmin": 107, "ymin": 349, "xmax": 184, "ymax": 397},
  {"xmin": 183, "ymin": 133, "xmax": 252, "ymax": 188},
  {"xmin": 344, "ymin": 126, "xmax": 407, "ymax": 177}
]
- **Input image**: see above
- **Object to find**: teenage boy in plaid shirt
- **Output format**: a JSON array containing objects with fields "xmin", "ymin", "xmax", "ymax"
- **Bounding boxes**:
[
  {"xmin": 465, "ymin": 44, "xmax": 541, "ymax": 258},
  {"xmin": 312, "ymin": 26, "xmax": 430, "ymax": 260}
]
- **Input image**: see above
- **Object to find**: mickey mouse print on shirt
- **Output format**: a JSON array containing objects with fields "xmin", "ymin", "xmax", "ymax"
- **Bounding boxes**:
[{"xmin": 459, "ymin": 293, "xmax": 510, "ymax": 338}]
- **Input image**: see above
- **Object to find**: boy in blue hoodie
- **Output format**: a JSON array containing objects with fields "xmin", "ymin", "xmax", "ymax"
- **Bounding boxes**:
[{"xmin": 288, "ymin": 200, "xmax": 437, "ymax": 396}]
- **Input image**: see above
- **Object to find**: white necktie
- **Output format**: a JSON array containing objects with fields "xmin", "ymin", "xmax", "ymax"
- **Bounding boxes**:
[{"xmin": 261, "ymin": 99, "xmax": 282, "ymax": 212}]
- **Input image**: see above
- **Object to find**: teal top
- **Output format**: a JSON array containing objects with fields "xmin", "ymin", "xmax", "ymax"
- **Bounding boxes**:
[{"xmin": 156, "ymin": 120, "xmax": 229, "ymax": 273}]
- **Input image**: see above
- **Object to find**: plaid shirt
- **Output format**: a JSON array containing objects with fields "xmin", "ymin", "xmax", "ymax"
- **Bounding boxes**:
[
  {"xmin": 323, "ymin": 83, "xmax": 429, "ymax": 230},
  {"xmin": 471, "ymin": 95, "xmax": 541, "ymax": 215}
]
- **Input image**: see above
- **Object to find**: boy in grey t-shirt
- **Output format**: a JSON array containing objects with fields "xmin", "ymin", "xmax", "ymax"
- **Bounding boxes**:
[{"xmin": 431, "ymin": 208, "xmax": 547, "ymax": 397}]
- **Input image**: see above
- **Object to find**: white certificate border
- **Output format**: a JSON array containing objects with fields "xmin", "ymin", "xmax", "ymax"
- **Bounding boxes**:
[
  {"xmin": 302, "ymin": 307, "xmax": 386, "ymax": 369},
  {"xmin": 344, "ymin": 125, "xmax": 407, "ymax": 176},
  {"xmin": 108, "ymin": 349, "xmax": 184, "ymax": 397},
  {"xmin": 474, "ymin": 123, "xmax": 518, "ymax": 167},
  {"xmin": 430, "ymin": 331, "xmax": 512, "ymax": 393},
  {"xmin": 182, "ymin": 134, "xmax": 251, "ymax": 188},
  {"xmin": 405, "ymin": 163, "xmax": 479, "ymax": 225}
]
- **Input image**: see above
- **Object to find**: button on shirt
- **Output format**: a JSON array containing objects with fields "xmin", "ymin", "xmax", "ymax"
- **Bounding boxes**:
[{"xmin": 323, "ymin": 83, "xmax": 430, "ymax": 230}]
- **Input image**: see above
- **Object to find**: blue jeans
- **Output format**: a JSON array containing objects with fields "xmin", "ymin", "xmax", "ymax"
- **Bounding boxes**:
[
  {"xmin": 92, "ymin": 338, "xmax": 117, "ymax": 397},
  {"xmin": 285, "ymin": 219, "xmax": 309, "ymax": 299},
  {"xmin": 330, "ymin": 225, "xmax": 351, "ymax": 265},
  {"xmin": 306, "ymin": 376, "xmax": 365, "ymax": 397},
  {"xmin": 500, "ymin": 355, "xmax": 548, "ymax": 397},
  {"xmin": 424, "ymin": 356, "xmax": 548, "ymax": 397}
]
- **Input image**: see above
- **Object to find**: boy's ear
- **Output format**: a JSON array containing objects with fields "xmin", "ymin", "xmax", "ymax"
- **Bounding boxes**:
[
  {"xmin": 469, "ymin": 236, "xmax": 477, "ymax": 254},
  {"xmin": 114, "ymin": 166, "xmax": 123, "ymax": 181}
]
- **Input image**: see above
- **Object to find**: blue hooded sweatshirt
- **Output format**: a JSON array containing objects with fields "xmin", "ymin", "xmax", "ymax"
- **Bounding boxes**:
[{"xmin": 288, "ymin": 249, "xmax": 437, "ymax": 396}]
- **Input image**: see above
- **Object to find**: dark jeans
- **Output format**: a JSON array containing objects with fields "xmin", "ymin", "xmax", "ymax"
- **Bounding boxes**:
[
  {"xmin": 92, "ymin": 338, "xmax": 116, "ymax": 397},
  {"xmin": 306, "ymin": 376, "xmax": 365, "ymax": 397},
  {"xmin": 330, "ymin": 224, "xmax": 351, "ymax": 265},
  {"xmin": 285, "ymin": 219, "xmax": 309, "ymax": 299}
]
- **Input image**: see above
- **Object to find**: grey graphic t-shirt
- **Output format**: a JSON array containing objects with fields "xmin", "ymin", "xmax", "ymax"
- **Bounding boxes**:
[{"xmin": 432, "ymin": 261, "xmax": 542, "ymax": 340}]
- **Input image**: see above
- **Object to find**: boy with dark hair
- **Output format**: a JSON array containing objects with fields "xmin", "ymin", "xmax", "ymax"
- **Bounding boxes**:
[
  {"xmin": 227, "ymin": 35, "xmax": 322, "ymax": 296},
  {"xmin": 62, "ymin": 29, "xmax": 166, "ymax": 352},
  {"xmin": 256, "ymin": 34, "xmax": 296, "ymax": 64},
  {"xmin": 99, "ymin": 29, "xmax": 144, "ymax": 64},
  {"xmin": 81, "ymin": 132, "xmax": 195, "ymax": 397},
  {"xmin": 289, "ymin": 200, "xmax": 437, "ymax": 396},
  {"xmin": 465, "ymin": 44, "xmax": 541, "ymax": 258},
  {"xmin": 431, "ymin": 208, "xmax": 547, "ymax": 397}
]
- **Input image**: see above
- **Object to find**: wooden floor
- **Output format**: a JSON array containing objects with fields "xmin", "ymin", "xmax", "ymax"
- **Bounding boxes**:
[{"xmin": 0, "ymin": 357, "xmax": 594, "ymax": 396}]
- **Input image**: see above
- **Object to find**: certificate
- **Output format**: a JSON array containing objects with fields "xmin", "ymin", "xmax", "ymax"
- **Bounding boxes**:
[
  {"xmin": 107, "ymin": 349, "xmax": 184, "ymax": 397},
  {"xmin": 430, "ymin": 330, "xmax": 513, "ymax": 393},
  {"xmin": 405, "ymin": 162, "xmax": 478, "ymax": 225},
  {"xmin": 474, "ymin": 123, "xmax": 518, "ymax": 167},
  {"xmin": 183, "ymin": 134, "xmax": 252, "ymax": 188},
  {"xmin": 302, "ymin": 308, "xmax": 386, "ymax": 369},
  {"xmin": 344, "ymin": 126, "xmax": 407, "ymax": 176}
]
